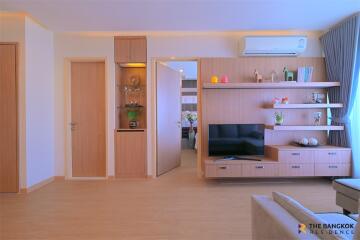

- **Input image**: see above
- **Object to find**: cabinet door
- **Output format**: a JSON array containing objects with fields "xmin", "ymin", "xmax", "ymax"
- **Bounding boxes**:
[
  {"xmin": 115, "ymin": 130, "xmax": 147, "ymax": 177},
  {"xmin": 314, "ymin": 150, "xmax": 351, "ymax": 163},
  {"xmin": 278, "ymin": 164, "xmax": 314, "ymax": 176},
  {"xmin": 314, "ymin": 163, "xmax": 351, "ymax": 176},
  {"xmin": 130, "ymin": 38, "xmax": 147, "ymax": 63},
  {"xmin": 242, "ymin": 163, "xmax": 278, "ymax": 177},
  {"xmin": 278, "ymin": 150, "xmax": 314, "ymax": 163},
  {"xmin": 205, "ymin": 164, "xmax": 242, "ymax": 178},
  {"xmin": 114, "ymin": 38, "xmax": 130, "ymax": 63}
]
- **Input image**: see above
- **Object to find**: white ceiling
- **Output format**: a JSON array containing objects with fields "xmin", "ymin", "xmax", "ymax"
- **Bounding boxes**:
[{"xmin": 1, "ymin": 0, "xmax": 359, "ymax": 32}]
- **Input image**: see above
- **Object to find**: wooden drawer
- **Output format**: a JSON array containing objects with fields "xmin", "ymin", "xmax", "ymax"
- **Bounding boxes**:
[
  {"xmin": 205, "ymin": 164, "xmax": 242, "ymax": 178},
  {"xmin": 242, "ymin": 163, "xmax": 278, "ymax": 177},
  {"xmin": 278, "ymin": 150, "xmax": 314, "ymax": 163},
  {"xmin": 314, "ymin": 163, "xmax": 351, "ymax": 176},
  {"xmin": 314, "ymin": 150, "xmax": 351, "ymax": 163},
  {"xmin": 279, "ymin": 164, "xmax": 314, "ymax": 177}
]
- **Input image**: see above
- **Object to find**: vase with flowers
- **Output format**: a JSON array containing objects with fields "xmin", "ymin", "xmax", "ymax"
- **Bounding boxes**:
[
  {"xmin": 274, "ymin": 112, "xmax": 284, "ymax": 125},
  {"xmin": 184, "ymin": 111, "xmax": 197, "ymax": 147}
]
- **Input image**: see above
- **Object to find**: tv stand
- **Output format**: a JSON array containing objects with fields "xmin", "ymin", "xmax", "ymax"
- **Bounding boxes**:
[{"xmin": 205, "ymin": 145, "xmax": 351, "ymax": 178}]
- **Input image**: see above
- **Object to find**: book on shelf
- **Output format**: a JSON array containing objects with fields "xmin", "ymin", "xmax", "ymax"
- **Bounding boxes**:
[{"xmin": 297, "ymin": 66, "xmax": 314, "ymax": 82}]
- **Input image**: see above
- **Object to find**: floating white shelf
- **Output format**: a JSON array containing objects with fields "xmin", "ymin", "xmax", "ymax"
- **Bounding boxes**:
[
  {"xmin": 181, "ymin": 88, "xmax": 197, "ymax": 93},
  {"xmin": 203, "ymin": 82, "xmax": 340, "ymax": 89},
  {"xmin": 265, "ymin": 125, "xmax": 344, "ymax": 131},
  {"xmin": 269, "ymin": 103, "xmax": 343, "ymax": 109}
]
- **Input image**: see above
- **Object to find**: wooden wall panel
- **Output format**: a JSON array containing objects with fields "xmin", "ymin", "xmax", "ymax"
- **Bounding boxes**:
[
  {"xmin": 0, "ymin": 44, "xmax": 18, "ymax": 192},
  {"xmin": 200, "ymin": 57, "xmax": 328, "ymax": 169}
]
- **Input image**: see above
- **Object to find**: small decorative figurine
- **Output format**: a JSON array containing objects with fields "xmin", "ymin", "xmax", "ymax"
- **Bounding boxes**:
[
  {"xmin": 210, "ymin": 75, "xmax": 218, "ymax": 83},
  {"xmin": 272, "ymin": 97, "xmax": 281, "ymax": 104},
  {"xmin": 271, "ymin": 70, "xmax": 277, "ymax": 82},
  {"xmin": 254, "ymin": 69, "xmax": 263, "ymax": 83},
  {"xmin": 309, "ymin": 137, "xmax": 319, "ymax": 146},
  {"xmin": 274, "ymin": 112, "xmax": 284, "ymax": 125},
  {"xmin": 281, "ymin": 97, "xmax": 289, "ymax": 104},
  {"xmin": 283, "ymin": 67, "xmax": 294, "ymax": 81},
  {"xmin": 313, "ymin": 112, "xmax": 322, "ymax": 126},
  {"xmin": 125, "ymin": 103, "xmax": 144, "ymax": 129},
  {"xmin": 220, "ymin": 75, "xmax": 229, "ymax": 83},
  {"xmin": 299, "ymin": 138, "xmax": 309, "ymax": 145},
  {"xmin": 312, "ymin": 92, "xmax": 325, "ymax": 103}
]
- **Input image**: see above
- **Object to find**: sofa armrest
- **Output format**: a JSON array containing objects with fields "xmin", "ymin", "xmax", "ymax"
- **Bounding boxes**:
[{"xmin": 251, "ymin": 195, "xmax": 318, "ymax": 240}]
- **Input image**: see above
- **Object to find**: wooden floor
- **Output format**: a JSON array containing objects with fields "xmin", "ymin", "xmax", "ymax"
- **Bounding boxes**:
[{"xmin": 0, "ymin": 150, "xmax": 340, "ymax": 240}]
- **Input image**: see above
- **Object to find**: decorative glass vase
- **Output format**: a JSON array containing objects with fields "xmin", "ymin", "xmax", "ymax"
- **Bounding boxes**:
[
  {"xmin": 188, "ymin": 123, "xmax": 195, "ymax": 148},
  {"xmin": 274, "ymin": 112, "xmax": 284, "ymax": 125}
]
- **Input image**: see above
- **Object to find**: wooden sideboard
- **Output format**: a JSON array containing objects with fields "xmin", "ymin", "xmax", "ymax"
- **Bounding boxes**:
[{"xmin": 205, "ymin": 145, "xmax": 351, "ymax": 178}]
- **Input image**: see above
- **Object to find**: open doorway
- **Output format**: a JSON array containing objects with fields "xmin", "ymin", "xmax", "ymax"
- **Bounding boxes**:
[{"xmin": 156, "ymin": 60, "xmax": 198, "ymax": 176}]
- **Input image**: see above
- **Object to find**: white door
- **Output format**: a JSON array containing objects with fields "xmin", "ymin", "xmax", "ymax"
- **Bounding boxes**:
[{"xmin": 156, "ymin": 62, "xmax": 182, "ymax": 176}]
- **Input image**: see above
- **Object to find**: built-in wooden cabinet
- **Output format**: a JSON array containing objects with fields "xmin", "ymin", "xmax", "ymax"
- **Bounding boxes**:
[
  {"xmin": 114, "ymin": 36, "xmax": 147, "ymax": 63},
  {"xmin": 115, "ymin": 130, "xmax": 147, "ymax": 177},
  {"xmin": 200, "ymin": 57, "xmax": 352, "ymax": 178},
  {"xmin": 205, "ymin": 145, "xmax": 352, "ymax": 178},
  {"xmin": 114, "ymin": 36, "xmax": 147, "ymax": 178}
]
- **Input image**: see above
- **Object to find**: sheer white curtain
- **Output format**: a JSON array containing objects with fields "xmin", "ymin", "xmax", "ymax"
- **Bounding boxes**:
[{"xmin": 350, "ymin": 71, "xmax": 360, "ymax": 177}]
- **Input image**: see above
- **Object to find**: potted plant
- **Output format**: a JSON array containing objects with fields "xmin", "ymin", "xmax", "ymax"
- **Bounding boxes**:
[
  {"xmin": 125, "ymin": 103, "xmax": 143, "ymax": 128},
  {"xmin": 274, "ymin": 112, "xmax": 284, "ymax": 125}
]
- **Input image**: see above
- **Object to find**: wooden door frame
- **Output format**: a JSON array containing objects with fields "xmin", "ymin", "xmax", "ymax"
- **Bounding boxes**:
[
  {"xmin": 64, "ymin": 58, "xmax": 108, "ymax": 179},
  {"xmin": 0, "ymin": 42, "xmax": 19, "ymax": 192},
  {"xmin": 151, "ymin": 57, "xmax": 202, "ymax": 178}
]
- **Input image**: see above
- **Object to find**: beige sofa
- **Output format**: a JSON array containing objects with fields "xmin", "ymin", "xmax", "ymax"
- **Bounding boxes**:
[{"xmin": 252, "ymin": 192, "xmax": 359, "ymax": 240}]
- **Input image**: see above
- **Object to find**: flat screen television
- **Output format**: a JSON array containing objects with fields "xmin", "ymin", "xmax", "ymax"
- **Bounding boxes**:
[{"xmin": 208, "ymin": 124, "xmax": 264, "ymax": 160}]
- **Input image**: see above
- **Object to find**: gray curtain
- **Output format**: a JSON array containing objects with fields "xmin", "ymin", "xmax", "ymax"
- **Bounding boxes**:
[{"xmin": 320, "ymin": 13, "xmax": 360, "ymax": 147}]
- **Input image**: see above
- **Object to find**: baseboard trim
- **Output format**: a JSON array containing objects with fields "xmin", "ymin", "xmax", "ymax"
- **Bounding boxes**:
[
  {"xmin": 23, "ymin": 176, "xmax": 55, "ymax": 193},
  {"xmin": 54, "ymin": 176, "xmax": 65, "ymax": 180}
]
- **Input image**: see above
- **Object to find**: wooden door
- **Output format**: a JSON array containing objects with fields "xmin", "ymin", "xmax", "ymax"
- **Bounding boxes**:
[
  {"xmin": 156, "ymin": 62, "xmax": 182, "ymax": 176},
  {"xmin": 0, "ymin": 44, "xmax": 18, "ymax": 192},
  {"xmin": 71, "ymin": 62, "xmax": 106, "ymax": 177}
]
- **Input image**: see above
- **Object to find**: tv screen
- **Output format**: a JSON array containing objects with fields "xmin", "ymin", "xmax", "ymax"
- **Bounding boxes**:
[{"xmin": 208, "ymin": 124, "xmax": 265, "ymax": 157}]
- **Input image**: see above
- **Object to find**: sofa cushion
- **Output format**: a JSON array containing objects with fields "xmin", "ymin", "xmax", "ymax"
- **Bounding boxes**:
[
  {"xmin": 333, "ymin": 179, "xmax": 360, "ymax": 200},
  {"xmin": 272, "ymin": 192, "xmax": 341, "ymax": 240}
]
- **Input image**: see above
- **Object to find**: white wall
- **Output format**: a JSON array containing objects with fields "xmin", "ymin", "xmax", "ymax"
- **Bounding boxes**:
[
  {"xmin": 53, "ymin": 31, "xmax": 324, "ymax": 177},
  {"xmin": 53, "ymin": 34, "xmax": 115, "ymax": 176},
  {"xmin": 24, "ymin": 17, "xmax": 55, "ymax": 187}
]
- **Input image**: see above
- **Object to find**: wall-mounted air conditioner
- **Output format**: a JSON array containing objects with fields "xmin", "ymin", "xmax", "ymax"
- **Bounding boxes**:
[{"xmin": 242, "ymin": 36, "xmax": 307, "ymax": 56}]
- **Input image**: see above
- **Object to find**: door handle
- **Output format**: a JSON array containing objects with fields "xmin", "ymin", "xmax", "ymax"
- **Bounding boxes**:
[{"xmin": 69, "ymin": 122, "xmax": 77, "ymax": 131}]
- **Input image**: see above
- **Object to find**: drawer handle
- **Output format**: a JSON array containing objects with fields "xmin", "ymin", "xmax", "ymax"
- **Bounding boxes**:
[
  {"xmin": 218, "ymin": 166, "xmax": 227, "ymax": 170},
  {"xmin": 291, "ymin": 153, "xmax": 301, "ymax": 156},
  {"xmin": 291, "ymin": 165, "xmax": 301, "ymax": 169},
  {"xmin": 255, "ymin": 166, "xmax": 264, "ymax": 169},
  {"xmin": 328, "ymin": 152, "xmax": 337, "ymax": 155},
  {"xmin": 328, "ymin": 165, "xmax": 338, "ymax": 169}
]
